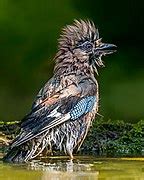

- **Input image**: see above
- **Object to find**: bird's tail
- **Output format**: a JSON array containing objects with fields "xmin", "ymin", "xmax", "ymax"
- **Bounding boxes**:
[
  {"xmin": 3, "ymin": 146, "xmax": 28, "ymax": 163},
  {"xmin": 3, "ymin": 132, "xmax": 50, "ymax": 163}
]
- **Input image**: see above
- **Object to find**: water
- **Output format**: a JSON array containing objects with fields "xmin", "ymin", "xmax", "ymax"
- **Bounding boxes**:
[{"xmin": 0, "ymin": 156, "xmax": 144, "ymax": 180}]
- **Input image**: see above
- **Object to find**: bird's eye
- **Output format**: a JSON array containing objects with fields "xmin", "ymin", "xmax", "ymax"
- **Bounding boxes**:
[
  {"xmin": 78, "ymin": 41, "xmax": 93, "ymax": 52},
  {"xmin": 86, "ymin": 43, "xmax": 93, "ymax": 49}
]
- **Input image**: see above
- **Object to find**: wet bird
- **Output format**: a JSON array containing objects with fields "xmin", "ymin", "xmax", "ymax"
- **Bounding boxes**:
[{"xmin": 3, "ymin": 20, "xmax": 116, "ymax": 163}]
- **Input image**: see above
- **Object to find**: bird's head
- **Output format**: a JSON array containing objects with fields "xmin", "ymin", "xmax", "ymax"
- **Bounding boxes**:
[{"xmin": 55, "ymin": 19, "xmax": 116, "ymax": 74}]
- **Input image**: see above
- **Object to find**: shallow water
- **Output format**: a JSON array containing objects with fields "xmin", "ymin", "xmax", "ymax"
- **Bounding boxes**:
[{"xmin": 0, "ymin": 156, "xmax": 144, "ymax": 180}]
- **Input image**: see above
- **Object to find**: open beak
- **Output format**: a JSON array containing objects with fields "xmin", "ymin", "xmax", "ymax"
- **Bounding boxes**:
[
  {"xmin": 95, "ymin": 43, "xmax": 117, "ymax": 55},
  {"xmin": 92, "ymin": 43, "xmax": 117, "ymax": 70}
]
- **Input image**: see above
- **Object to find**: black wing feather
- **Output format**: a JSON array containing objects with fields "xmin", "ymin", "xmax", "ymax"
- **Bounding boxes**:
[{"xmin": 11, "ymin": 96, "xmax": 81, "ymax": 148}]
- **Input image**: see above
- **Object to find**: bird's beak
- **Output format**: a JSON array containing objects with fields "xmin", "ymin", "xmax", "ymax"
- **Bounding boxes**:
[{"xmin": 95, "ymin": 43, "xmax": 117, "ymax": 55}]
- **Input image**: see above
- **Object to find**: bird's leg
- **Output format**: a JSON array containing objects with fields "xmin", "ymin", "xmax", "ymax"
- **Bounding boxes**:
[
  {"xmin": 66, "ymin": 147, "xmax": 74, "ymax": 160},
  {"xmin": 68, "ymin": 151, "xmax": 74, "ymax": 160}
]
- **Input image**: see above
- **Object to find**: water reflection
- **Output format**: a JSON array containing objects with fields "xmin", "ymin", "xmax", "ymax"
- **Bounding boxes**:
[
  {"xmin": 28, "ymin": 158, "xmax": 99, "ymax": 180},
  {"xmin": 1, "ymin": 156, "xmax": 144, "ymax": 180}
]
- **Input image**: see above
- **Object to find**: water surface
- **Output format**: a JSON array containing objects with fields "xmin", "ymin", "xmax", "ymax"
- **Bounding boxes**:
[{"xmin": 0, "ymin": 156, "xmax": 144, "ymax": 180}]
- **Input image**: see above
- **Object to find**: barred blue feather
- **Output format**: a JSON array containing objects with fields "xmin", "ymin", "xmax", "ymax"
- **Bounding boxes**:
[{"xmin": 70, "ymin": 96, "xmax": 96, "ymax": 120}]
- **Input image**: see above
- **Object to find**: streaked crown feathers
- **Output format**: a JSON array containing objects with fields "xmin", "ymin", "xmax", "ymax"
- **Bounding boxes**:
[{"xmin": 58, "ymin": 19, "xmax": 99, "ymax": 49}]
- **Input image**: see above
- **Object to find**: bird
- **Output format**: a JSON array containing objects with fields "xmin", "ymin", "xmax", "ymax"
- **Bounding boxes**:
[{"xmin": 3, "ymin": 19, "xmax": 116, "ymax": 163}]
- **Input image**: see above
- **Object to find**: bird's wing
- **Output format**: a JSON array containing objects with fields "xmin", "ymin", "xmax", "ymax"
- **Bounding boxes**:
[
  {"xmin": 11, "ymin": 81, "xmax": 96, "ymax": 148},
  {"xmin": 31, "ymin": 76, "xmax": 61, "ymax": 109}
]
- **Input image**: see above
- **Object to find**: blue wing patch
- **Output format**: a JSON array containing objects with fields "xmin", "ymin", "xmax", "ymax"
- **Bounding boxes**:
[{"xmin": 70, "ymin": 96, "xmax": 96, "ymax": 120}]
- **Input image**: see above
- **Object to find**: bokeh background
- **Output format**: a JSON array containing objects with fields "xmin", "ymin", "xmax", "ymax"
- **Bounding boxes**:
[{"xmin": 0, "ymin": 0, "xmax": 144, "ymax": 122}]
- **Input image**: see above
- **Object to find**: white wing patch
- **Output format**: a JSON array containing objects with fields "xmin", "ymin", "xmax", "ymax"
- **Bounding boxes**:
[{"xmin": 47, "ymin": 106, "xmax": 62, "ymax": 118}]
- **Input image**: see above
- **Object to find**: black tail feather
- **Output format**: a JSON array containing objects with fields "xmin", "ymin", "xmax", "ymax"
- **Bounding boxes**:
[{"xmin": 3, "ymin": 147, "xmax": 27, "ymax": 163}]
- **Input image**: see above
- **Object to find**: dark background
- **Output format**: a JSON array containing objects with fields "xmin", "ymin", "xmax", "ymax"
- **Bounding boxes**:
[{"xmin": 0, "ymin": 0, "xmax": 144, "ymax": 122}]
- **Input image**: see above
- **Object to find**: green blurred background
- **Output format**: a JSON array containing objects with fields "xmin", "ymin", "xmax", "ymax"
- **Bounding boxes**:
[{"xmin": 0, "ymin": 0, "xmax": 144, "ymax": 122}]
